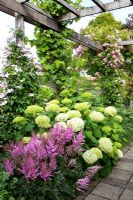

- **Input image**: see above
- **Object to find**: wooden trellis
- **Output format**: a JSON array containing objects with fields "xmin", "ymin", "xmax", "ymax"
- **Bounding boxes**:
[{"xmin": 0, "ymin": 0, "xmax": 133, "ymax": 50}]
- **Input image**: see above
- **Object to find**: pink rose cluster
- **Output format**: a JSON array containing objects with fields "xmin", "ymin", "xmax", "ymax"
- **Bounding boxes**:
[
  {"xmin": 101, "ymin": 43, "xmax": 124, "ymax": 68},
  {"xmin": 75, "ymin": 45, "xmax": 84, "ymax": 57}
]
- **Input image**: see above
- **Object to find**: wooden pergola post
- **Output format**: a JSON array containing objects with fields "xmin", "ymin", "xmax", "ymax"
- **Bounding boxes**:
[{"xmin": 15, "ymin": 12, "xmax": 25, "ymax": 47}]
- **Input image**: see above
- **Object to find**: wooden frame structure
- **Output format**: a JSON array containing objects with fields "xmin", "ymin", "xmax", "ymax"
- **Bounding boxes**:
[{"xmin": 0, "ymin": 0, "xmax": 132, "ymax": 50}]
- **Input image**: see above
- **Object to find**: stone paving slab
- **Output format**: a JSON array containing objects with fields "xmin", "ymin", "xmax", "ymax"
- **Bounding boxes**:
[
  {"xmin": 84, "ymin": 194, "xmax": 108, "ymax": 200},
  {"xmin": 108, "ymin": 168, "xmax": 132, "ymax": 181},
  {"xmin": 91, "ymin": 183, "xmax": 123, "ymax": 200},
  {"xmin": 115, "ymin": 161, "xmax": 133, "ymax": 172},
  {"xmin": 130, "ymin": 176, "xmax": 133, "ymax": 182},
  {"xmin": 119, "ymin": 189, "xmax": 133, "ymax": 200}
]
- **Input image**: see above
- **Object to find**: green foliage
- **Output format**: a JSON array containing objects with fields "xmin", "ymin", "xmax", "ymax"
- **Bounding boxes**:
[
  {"xmin": 81, "ymin": 13, "xmax": 132, "ymax": 43},
  {"xmin": 0, "ymin": 38, "xmax": 40, "ymax": 143}
]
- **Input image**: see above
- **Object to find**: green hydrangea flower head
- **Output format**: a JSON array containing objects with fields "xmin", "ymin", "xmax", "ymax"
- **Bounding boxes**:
[
  {"xmin": 82, "ymin": 150, "xmax": 98, "ymax": 165},
  {"xmin": 55, "ymin": 113, "xmax": 68, "ymax": 122},
  {"xmin": 117, "ymin": 149, "xmax": 123, "ymax": 158},
  {"xmin": 67, "ymin": 117, "xmax": 84, "ymax": 132},
  {"xmin": 22, "ymin": 137, "xmax": 31, "ymax": 143},
  {"xmin": 84, "ymin": 109, "xmax": 91, "ymax": 116},
  {"xmin": 89, "ymin": 111, "xmax": 105, "ymax": 122},
  {"xmin": 74, "ymin": 102, "xmax": 91, "ymax": 111},
  {"xmin": 54, "ymin": 122, "xmax": 67, "ymax": 129},
  {"xmin": 114, "ymin": 115, "xmax": 123, "ymax": 123},
  {"xmin": 35, "ymin": 115, "xmax": 50, "ymax": 128},
  {"xmin": 82, "ymin": 92, "xmax": 93, "ymax": 99},
  {"xmin": 90, "ymin": 148, "xmax": 103, "ymax": 159},
  {"xmin": 104, "ymin": 106, "xmax": 117, "ymax": 116},
  {"xmin": 102, "ymin": 126, "xmax": 112, "ymax": 132},
  {"xmin": 13, "ymin": 116, "xmax": 27, "ymax": 124},
  {"xmin": 59, "ymin": 107, "xmax": 69, "ymax": 112},
  {"xmin": 45, "ymin": 103, "xmax": 60, "ymax": 112},
  {"xmin": 48, "ymin": 99, "xmax": 60, "ymax": 104},
  {"xmin": 97, "ymin": 107, "xmax": 105, "ymax": 112},
  {"xmin": 95, "ymin": 87, "xmax": 101, "ymax": 91},
  {"xmin": 25, "ymin": 105, "xmax": 44, "ymax": 116},
  {"xmin": 60, "ymin": 89, "xmax": 69, "ymax": 97},
  {"xmin": 61, "ymin": 98, "xmax": 72, "ymax": 105},
  {"xmin": 114, "ymin": 142, "xmax": 122, "ymax": 149},
  {"xmin": 67, "ymin": 110, "xmax": 81, "ymax": 119},
  {"xmin": 113, "ymin": 146, "xmax": 118, "ymax": 154},
  {"xmin": 99, "ymin": 137, "xmax": 113, "ymax": 153}
]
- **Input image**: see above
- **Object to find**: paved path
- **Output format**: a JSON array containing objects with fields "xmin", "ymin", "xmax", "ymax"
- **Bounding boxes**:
[{"xmin": 76, "ymin": 143, "xmax": 133, "ymax": 200}]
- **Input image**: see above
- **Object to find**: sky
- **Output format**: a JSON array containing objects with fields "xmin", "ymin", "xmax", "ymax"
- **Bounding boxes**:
[{"xmin": 0, "ymin": 0, "xmax": 133, "ymax": 67}]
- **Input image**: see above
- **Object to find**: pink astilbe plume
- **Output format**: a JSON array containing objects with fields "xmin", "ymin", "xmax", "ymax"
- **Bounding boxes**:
[
  {"xmin": 76, "ymin": 165, "xmax": 102, "ymax": 193},
  {"xmin": 76, "ymin": 176, "xmax": 90, "ymax": 192},
  {"xmin": 3, "ymin": 127, "xmax": 85, "ymax": 181},
  {"xmin": 19, "ymin": 156, "xmax": 39, "ymax": 180},
  {"xmin": 4, "ymin": 158, "xmax": 14, "ymax": 175},
  {"xmin": 67, "ymin": 132, "xmax": 84, "ymax": 155}
]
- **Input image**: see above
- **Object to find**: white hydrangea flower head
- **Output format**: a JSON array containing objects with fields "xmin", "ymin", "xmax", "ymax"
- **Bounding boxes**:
[
  {"xmin": 48, "ymin": 99, "xmax": 60, "ymax": 104},
  {"xmin": 89, "ymin": 111, "xmax": 105, "ymax": 122},
  {"xmin": 54, "ymin": 122, "xmax": 68, "ymax": 129},
  {"xmin": 104, "ymin": 106, "xmax": 117, "ymax": 116},
  {"xmin": 35, "ymin": 115, "xmax": 51, "ymax": 128},
  {"xmin": 74, "ymin": 102, "xmax": 91, "ymax": 111},
  {"xmin": 114, "ymin": 115, "xmax": 123, "ymax": 123},
  {"xmin": 45, "ymin": 103, "xmax": 60, "ymax": 112},
  {"xmin": 117, "ymin": 149, "xmax": 123, "ymax": 159},
  {"xmin": 25, "ymin": 105, "xmax": 44, "ymax": 116},
  {"xmin": 99, "ymin": 137, "xmax": 113, "ymax": 153},
  {"xmin": 55, "ymin": 113, "xmax": 68, "ymax": 122},
  {"xmin": 67, "ymin": 110, "xmax": 81, "ymax": 119},
  {"xmin": 82, "ymin": 150, "xmax": 98, "ymax": 165},
  {"xmin": 90, "ymin": 148, "xmax": 103, "ymax": 159},
  {"xmin": 67, "ymin": 117, "xmax": 84, "ymax": 132}
]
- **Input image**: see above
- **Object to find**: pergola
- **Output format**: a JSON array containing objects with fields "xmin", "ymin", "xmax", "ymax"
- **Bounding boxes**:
[{"xmin": 0, "ymin": 0, "xmax": 133, "ymax": 50}]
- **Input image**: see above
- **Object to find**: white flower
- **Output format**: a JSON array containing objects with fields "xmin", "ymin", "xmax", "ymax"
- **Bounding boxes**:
[
  {"xmin": 55, "ymin": 113, "xmax": 68, "ymax": 122},
  {"xmin": 82, "ymin": 150, "xmax": 98, "ymax": 165},
  {"xmin": 67, "ymin": 110, "xmax": 81, "ymax": 119},
  {"xmin": 99, "ymin": 137, "xmax": 113, "ymax": 153},
  {"xmin": 67, "ymin": 117, "xmax": 84, "ymax": 132},
  {"xmin": 104, "ymin": 106, "xmax": 117, "ymax": 116},
  {"xmin": 117, "ymin": 149, "xmax": 123, "ymax": 159},
  {"xmin": 89, "ymin": 111, "xmax": 105, "ymax": 122}
]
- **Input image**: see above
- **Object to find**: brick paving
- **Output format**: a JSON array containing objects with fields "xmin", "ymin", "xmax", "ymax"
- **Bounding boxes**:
[{"xmin": 75, "ymin": 143, "xmax": 133, "ymax": 200}]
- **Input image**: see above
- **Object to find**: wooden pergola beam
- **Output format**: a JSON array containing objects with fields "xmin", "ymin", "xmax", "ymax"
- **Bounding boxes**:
[
  {"xmin": 54, "ymin": 0, "xmax": 80, "ymax": 16},
  {"xmin": 58, "ymin": 0, "xmax": 132, "ymax": 22},
  {"xmin": 91, "ymin": 0, "xmax": 106, "ymax": 12},
  {"xmin": 0, "ymin": 0, "xmax": 103, "ymax": 50},
  {"xmin": 122, "ymin": 40, "xmax": 133, "ymax": 46}
]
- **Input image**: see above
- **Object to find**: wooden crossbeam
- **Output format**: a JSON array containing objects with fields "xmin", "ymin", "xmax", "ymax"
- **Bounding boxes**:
[
  {"xmin": 58, "ymin": 0, "xmax": 132, "ymax": 22},
  {"xmin": 122, "ymin": 40, "xmax": 133, "ymax": 46},
  {"xmin": 0, "ymin": 0, "xmax": 103, "ymax": 50},
  {"xmin": 91, "ymin": 0, "xmax": 106, "ymax": 11},
  {"xmin": 54, "ymin": 0, "xmax": 80, "ymax": 16}
]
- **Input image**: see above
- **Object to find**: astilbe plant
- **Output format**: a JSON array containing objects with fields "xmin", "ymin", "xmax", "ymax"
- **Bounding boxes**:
[{"xmin": 3, "ymin": 126, "xmax": 101, "ymax": 199}]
